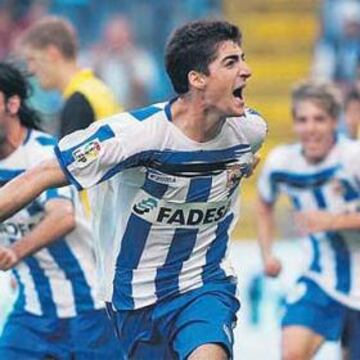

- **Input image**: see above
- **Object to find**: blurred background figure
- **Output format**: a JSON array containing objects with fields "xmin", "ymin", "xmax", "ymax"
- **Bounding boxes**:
[
  {"xmin": 343, "ymin": 85, "xmax": 360, "ymax": 139},
  {"xmin": 312, "ymin": 0, "xmax": 360, "ymax": 91},
  {"xmin": 257, "ymin": 80, "xmax": 360, "ymax": 360},
  {"xmin": 92, "ymin": 15, "xmax": 159, "ymax": 109},
  {"xmin": 21, "ymin": 16, "xmax": 120, "ymax": 138},
  {"xmin": 0, "ymin": 0, "xmax": 48, "ymax": 61}
]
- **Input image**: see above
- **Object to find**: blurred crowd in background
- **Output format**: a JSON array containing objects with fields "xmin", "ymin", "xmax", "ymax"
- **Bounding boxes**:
[
  {"xmin": 313, "ymin": 0, "xmax": 360, "ymax": 139},
  {"xmin": 0, "ymin": 0, "xmax": 358, "ymax": 139},
  {"xmin": 0, "ymin": 0, "xmax": 222, "ymax": 130}
]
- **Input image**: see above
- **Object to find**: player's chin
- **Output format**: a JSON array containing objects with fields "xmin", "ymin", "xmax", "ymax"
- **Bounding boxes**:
[{"xmin": 229, "ymin": 105, "xmax": 246, "ymax": 117}]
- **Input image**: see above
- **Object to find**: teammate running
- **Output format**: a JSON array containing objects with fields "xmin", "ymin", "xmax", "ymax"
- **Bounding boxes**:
[{"xmin": 257, "ymin": 80, "xmax": 360, "ymax": 360}]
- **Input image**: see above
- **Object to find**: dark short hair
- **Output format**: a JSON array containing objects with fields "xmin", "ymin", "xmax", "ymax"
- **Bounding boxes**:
[
  {"xmin": 0, "ymin": 62, "xmax": 41, "ymax": 129},
  {"xmin": 22, "ymin": 16, "xmax": 77, "ymax": 60},
  {"xmin": 291, "ymin": 80, "xmax": 341, "ymax": 119},
  {"xmin": 165, "ymin": 19, "xmax": 242, "ymax": 94}
]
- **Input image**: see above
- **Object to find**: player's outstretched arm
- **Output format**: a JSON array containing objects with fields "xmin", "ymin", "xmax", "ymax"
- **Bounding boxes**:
[
  {"xmin": 256, "ymin": 196, "xmax": 282, "ymax": 277},
  {"xmin": 0, "ymin": 198, "xmax": 75, "ymax": 270},
  {"xmin": 0, "ymin": 158, "xmax": 68, "ymax": 222},
  {"xmin": 295, "ymin": 210, "xmax": 360, "ymax": 234}
]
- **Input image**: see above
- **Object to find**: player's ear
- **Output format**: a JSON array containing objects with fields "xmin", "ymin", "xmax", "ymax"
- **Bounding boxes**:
[
  {"xmin": 6, "ymin": 95, "xmax": 21, "ymax": 116},
  {"xmin": 188, "ymin": 70, "xmax": 206, "ymax": 91}
]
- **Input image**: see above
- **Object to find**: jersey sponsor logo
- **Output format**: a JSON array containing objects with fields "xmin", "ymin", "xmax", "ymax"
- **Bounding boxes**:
[
  {"xmin": 156, "ymin": 204, "xmax": 229, "ymax": 226},
  {"xmin": 147, "ymin": 172, "xmax": 177, "ymax": 185},
  {"xmin": 133, "ymin": 197, "xmax": 158, "ymax": 215},
  {"xmin": 131, "ymin": 191, "xmax": 230, "ymax": 227},
  {"xmin": 72, "ymin": 139, "xmax": 101, "ymax": 165},
  {"xmin": 0, "ymin": 222, "xmax": 36, "ymax": 239}
]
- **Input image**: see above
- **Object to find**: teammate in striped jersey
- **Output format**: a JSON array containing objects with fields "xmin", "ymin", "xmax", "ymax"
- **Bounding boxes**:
[
  {"xmin": 0, "ymin": 63, "xmax": 121, "ymax": 359},
  {"xmin": 0, "ymin": 20, "xmax": 267, "ymax": 359},
  {"xmin": 257, "ymin": 81, "xmax": 360, "ymax": 359}
]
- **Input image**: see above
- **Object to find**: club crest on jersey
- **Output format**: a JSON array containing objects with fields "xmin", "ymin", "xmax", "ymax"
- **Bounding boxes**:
[
  {"xmin": 72, "ymin": 139, "xmax": 101, "ymax": 165},
  {"xmin": 226, "ymin": 163, "xmax": 250, "ymax": 190}
]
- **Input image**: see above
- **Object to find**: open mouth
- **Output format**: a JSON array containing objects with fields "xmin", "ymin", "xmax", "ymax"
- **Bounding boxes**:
[{"xmin": 232, "ymin": 86, "xmax": 244, "ymax": 101}]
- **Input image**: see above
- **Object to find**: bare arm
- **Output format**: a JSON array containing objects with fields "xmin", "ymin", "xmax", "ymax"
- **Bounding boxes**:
[
  {"xmin": 296, "ymin": 210, "xmax": 360, "ymax": 234},
  {"xmin": 0, "ymin": 198, "xmax": 75, "ymax": 270},
  {"xmin": 0, "ymin": 158, "xmax": 68, "ymax": 222},
  {"xmin": 256, "ymin": 196, "xmax": 282, "ymax": 277}
]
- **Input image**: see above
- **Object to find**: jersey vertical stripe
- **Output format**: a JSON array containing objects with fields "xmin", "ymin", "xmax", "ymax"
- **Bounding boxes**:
[
  {"xmin": 13, "ymin": 264, "xmax": 41, "ymax": 315},
  {"xmin": 155, "ymin": 177, "xmax": 212, "ymax": 298},
  {"xmin": 47, "ymin": 240, "xmax": 95, "ymax": 313},
  {"xmin": 23, "ymin": 257, "xmax": 57, "ymax": 316}
]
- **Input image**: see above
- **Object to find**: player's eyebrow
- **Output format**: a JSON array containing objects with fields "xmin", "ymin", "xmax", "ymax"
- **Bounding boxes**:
[
  {"xmin": 222, "ymin": 54, "xmax": 239, "ymax": 63},
  {"xmin": 221, "ymin": 53, "xmax": 245, "ymax": 64}
]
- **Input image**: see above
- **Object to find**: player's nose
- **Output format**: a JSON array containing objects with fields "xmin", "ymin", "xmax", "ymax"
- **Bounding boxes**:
[{"xmin": 239, "ymin": 61, "xmax": 251, "ymax": 79}]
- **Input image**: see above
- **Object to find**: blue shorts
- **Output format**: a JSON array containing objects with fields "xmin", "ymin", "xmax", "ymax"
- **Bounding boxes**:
[
  {"xmin": 0, "ymin": 308, "xmax": 123, "ymax": 359},
  {"xmin": 282, "ymin": 277, "xmax": 352, "ymax": 341},
  {"xmin": 342, "ymin": 308, "xmax": 360, "ymax": 360},
  {"xmin": 107, "ymin": 279, "xmax": 240, "ymax": 360}
]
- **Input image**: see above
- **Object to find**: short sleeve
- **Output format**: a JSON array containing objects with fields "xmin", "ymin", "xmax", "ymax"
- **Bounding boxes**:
[
  {"xmin": 54, "ymin": 114, "xmax": 151, "ymax": 190},
  {"xmin": 37, "ymin": 186, "xmax": 74, "ymax": 207},
  {"xmin": 238, "ymin": 108, "xmax": 268, "ymax": 153}
]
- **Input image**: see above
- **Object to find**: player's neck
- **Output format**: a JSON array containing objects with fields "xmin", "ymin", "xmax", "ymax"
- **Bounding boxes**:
[
  {"xmin": 171, "ymin": 96, "xmax": 226, "ymax": 143},
  {"xmin": 56, "ymin": 61, "xmax": 81, "ymax": 93},
  {"xmin": 0, "ymin": 119, "xmax": 27, "ymax": 159}
]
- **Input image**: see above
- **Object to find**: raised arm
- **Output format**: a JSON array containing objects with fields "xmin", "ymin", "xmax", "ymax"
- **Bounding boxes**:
[
  {"xmin": 0, "ymin": 158, "xmax": 68, "ymax": 222},
  {"xmin": 256, "ymin": 196, "xmax": 282, "ymax": 277}
]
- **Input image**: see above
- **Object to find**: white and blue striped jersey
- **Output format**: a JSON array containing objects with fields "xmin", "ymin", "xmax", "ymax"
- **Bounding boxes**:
[
  {"xmin": 55, "ymin": 102, "xmax": 267, "ymax": 310},
  {"xmin": 258, "ymin": 137, "xmax": 360, "ymax": 309},
  {"xmin": 0, "ymin": 129, "xmax": 102, "ymax": 318}
]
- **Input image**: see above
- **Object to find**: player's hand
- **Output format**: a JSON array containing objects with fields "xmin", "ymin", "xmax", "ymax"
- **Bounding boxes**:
[
  {"xmin": 263, "ymin": 254, "xmax": 282, "ymax": 277},
  {"xmin": 0, "ymin": 246, "xmax": 19, "ymax": 270},
  {"xmin": 295, "ymin": 211, "xmax": 334, "ymax": 235}
]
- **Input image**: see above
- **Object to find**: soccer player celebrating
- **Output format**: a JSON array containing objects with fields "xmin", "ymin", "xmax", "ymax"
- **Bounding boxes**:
[
  {"xmin": 257, "ymin": 81, "xmax": 360, "ymax": 360},
  {"xmin": 0, "ymin": 63, "xmax": 121, "ymax": 359},
  {"xmin": 0, "ymin": 20, "xmax": 267, "ymax": 359}
]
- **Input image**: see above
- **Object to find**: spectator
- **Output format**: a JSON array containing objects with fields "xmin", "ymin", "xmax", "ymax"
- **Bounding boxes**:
[
  {"xmin": 92, "ymin": 15, "xmax": 159, "ymax": 108},
  {"xmin": 21, "ymin": 15, "xmax": 120, "ymax": 138},
  {"xmin": 344, "ymin": 85, "xmax": 360, "ymax": 139},
  {"xmin": 312, "ymin": 0, "xmax": 360, "ymax": 89}
]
